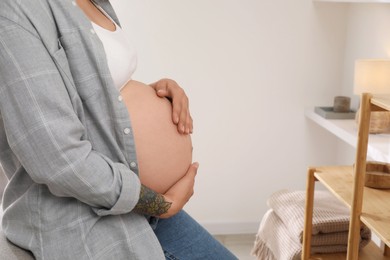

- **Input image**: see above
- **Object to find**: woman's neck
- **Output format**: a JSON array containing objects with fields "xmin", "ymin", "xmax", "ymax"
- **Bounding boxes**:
[{"xmin": 76, "ymin": 0, "xmax": 116, "ymax": 32}]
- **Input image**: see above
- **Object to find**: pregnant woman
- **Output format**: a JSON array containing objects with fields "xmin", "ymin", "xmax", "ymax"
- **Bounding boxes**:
[
  {"xmin": 84, "ymin": 0, "xmax": 194, "ymax": 194},
  {"xmin": 84, "ymin": 0, "xmax": 194, "ymax": 196},
  {"xmin": 0, "ymin": 0, "xmax": 237, "ymax": 259}
]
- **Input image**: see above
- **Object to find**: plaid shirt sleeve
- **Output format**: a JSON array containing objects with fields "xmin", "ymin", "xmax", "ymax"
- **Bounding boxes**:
[{"xmin": 0, "ymin": 16, "xmax": 140, "ymax": 215}]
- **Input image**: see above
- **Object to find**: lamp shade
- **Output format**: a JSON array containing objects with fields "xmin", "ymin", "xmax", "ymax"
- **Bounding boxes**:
[{"xmin": 354, "ymin": 59, "xmax": 390, "ymax": 95}]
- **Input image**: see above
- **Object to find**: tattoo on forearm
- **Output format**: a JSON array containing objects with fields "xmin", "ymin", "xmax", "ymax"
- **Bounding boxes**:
[{"xmin": 133, "ymin": 185, "xmax": 172, "ymax": 216}]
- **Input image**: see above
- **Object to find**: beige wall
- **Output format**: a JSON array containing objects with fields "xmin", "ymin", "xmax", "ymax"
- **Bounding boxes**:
[{"xmin": 111, "ymin": 0, "xmax": 349, "ymax": 234}]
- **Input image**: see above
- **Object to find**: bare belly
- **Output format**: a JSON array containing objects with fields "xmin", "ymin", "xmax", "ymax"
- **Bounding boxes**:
[{"xmin": 120, "ymin": 80, "xmax": 192, "ymax": 194}]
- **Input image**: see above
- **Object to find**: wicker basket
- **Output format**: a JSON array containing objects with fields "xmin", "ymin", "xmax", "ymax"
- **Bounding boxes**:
[
  {"xmin": 355, "ymin": 110, "xmax": 390, "ymax": 134},
  {"xmin": 365, "ymin": 162, "xmax": 390, "ymax": 189}
]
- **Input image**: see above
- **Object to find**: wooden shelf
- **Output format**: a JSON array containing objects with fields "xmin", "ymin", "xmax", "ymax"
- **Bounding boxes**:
[
  {"xmin": 303, "ymin": 94, "xmax": 390, "ymax": 259},
  {"xmin": 305, "ymin": 108, "xmax": 390, "ymax": 162},
  {"xmin": 311, "ymin": 241, "xmax": 390, "ymax": 259},
  {"xmin": 371, "ymin": 95, "xmax": 390, "ymax": 111},
  {"xmin": 313, "ymin": 0, "xmax": 390, "ymax": 3},
  {"xmin": 314, "ymin": 165, "xmax": 390, "ymax": 247}
]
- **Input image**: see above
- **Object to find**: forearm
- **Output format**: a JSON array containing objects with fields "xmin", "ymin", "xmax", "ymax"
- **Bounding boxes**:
[{"xmin": 133, "ymin": 185, "xmax": 172, "ymax": 216}]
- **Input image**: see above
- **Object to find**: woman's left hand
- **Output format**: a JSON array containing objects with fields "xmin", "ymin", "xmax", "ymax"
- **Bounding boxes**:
[{"xmin": 150, "ymin": 78, "xmax": 193, "ymax": 134}]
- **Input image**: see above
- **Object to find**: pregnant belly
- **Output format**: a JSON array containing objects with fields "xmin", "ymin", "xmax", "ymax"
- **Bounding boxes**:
[{"xmin": 120, "ymin": 80, "xmax": 192, "ymax": 194}]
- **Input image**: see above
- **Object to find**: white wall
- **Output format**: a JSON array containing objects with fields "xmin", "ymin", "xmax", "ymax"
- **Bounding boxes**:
[
  {"xmin": 340, "ymin": 4, "xmax": 390, "ymax": 108},
  {"xmin": 111, "ymin": 0, "xmax": 349, "ymax": 234},
  {"xmin": 337, "ymin": 4, "xmax": 390, "ymax": 164}
]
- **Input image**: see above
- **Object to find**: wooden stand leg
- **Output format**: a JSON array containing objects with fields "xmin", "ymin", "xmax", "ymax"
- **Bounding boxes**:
[
  {"xmin": 384, "ymin": 244, "xmax": 390, "ymax": 256},
  {"xmin": 302, "ymin": 167, "xmax": 317, "ymax": 260},
  {"xmin": 347, "ymin": 93, "xmax": 372, "ymax": 260}
]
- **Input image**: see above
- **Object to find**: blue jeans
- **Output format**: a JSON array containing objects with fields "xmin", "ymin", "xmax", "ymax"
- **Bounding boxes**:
[{"xmin": 149, "ymin": 211, "xmax": 238, "ymax": 260}]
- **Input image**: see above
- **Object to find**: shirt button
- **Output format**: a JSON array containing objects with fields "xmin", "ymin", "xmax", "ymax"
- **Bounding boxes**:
[
  {"xmin": 90, "ymin": 29, "xmax": 96, "ymax": 34},
  {"xmin": 130, "ymin": 162, "xmax": 137, "ymax": 168},
  {"xmin": 118, "ymin": 95, "xmax": 123, "ymax": 102},
  {"xmin": 123, "ymin": 128, "xmax": 131, "ymax": 135}
]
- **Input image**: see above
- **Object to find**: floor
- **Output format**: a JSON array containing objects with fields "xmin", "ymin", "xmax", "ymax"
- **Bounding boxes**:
[{"xmin": 214, "ymin": 234, "xmax": 257, "ymax": 260}]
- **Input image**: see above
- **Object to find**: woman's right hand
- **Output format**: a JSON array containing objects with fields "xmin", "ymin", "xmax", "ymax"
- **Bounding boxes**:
[
  {"xmin": 159, "ymin": 162, "xmax": 199, "ymax": 218},
  {"xmin": 149, "ymin": 78, "xmax": 193, "ymax": 135}
]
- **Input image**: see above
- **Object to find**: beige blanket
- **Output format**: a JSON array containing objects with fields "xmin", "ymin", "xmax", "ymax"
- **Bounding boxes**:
[{"xmin": 251, "ymin": 190, "xmax": 371, "ymax": 260}]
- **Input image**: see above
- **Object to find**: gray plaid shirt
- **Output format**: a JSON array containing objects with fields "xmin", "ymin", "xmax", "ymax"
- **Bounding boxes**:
[{"xmin": 0, "ymin": 0, "xmax": 164, "ymax": 259}]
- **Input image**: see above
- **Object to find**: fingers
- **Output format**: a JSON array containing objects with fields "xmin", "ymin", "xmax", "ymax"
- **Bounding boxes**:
[
  {"xmin": 150, "ymin": 79, "xmax": 170, "ymax": 96},
  {"xmin": 187, "ymin": 115, "xmax": 193, "ymax": 134},
  {"xmin": 150, "ymin": 79, "xmax": 194, "ymax": 135},
  {"xmin": 156, "ymin": 88, "xmax": 168, "ymax": 98},
  {"xmin": 187, "ymin": 162, "xmax": 199, "ymax": 175},
  {"xmin": 178, "ymin": 162, "xmax": 199, "ymax": 201},
  {"xmin": 185, "ymin": 162, "xmax": 199, "ymax": 191},
  {"xmin": 161, "ymin": 162, "xmax": 199, "ymax": 218},
  {"xmin": 167, "ymin": 162, "xmax": 199, "ymax": 196},
  {"xmin": 172, "ymin": 94, "xmax": 193, "ymax": 134}
]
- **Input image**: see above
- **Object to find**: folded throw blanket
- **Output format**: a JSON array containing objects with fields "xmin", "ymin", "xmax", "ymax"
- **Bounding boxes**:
[{"xmin": 251, "ymin": 190, "xmax": 371, "ymax": 260}]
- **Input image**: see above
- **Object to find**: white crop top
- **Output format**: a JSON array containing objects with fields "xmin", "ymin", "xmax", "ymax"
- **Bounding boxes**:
[{"xmin": 90, "ymin": 1, "xmax": 137, "ymax": 91}]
